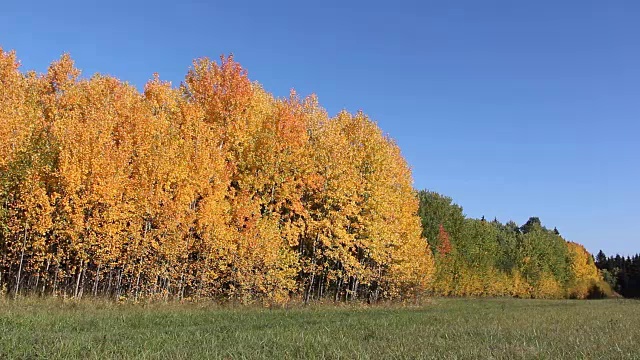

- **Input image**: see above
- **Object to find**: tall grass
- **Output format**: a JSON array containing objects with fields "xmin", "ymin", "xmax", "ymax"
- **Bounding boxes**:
[{"xmin": 0, "ymin": 297, "xmax": 638, "ymax": 359}]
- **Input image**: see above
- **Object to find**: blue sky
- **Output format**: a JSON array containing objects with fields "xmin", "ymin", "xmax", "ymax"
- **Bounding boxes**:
[{"xmin": 1, "ymin": 0, "xmax": 638, "ymax": 255}]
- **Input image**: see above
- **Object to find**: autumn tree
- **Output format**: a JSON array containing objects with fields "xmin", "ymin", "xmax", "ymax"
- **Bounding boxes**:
[{"xmin": 1, "ymin": 47, "xmax": 606, "ymax": 303}]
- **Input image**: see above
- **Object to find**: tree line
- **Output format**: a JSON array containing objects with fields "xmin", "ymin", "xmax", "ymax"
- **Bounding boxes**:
[
  {"xmin": 595, "ymin": 251, "xmax": 640, "ymax": 298},
  {"xmin": 0, "ymin": 48, "xmax": 611, "ymax": 303},
  {"xmin": 417, "ymin": 191, "xmax": 611, "ymax": 299},
  {"xmin": 0, "ymin": 48, "xmax": 432, "ymax": 303}
]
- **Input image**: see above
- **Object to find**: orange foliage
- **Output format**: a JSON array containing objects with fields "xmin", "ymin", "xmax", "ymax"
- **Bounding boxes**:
[
  {"xmin": 0, "ymin": 48, "xmax": 434, "ymax": 303},
  {"xmin": 437, "ymin": 224, "xmax": 452, "ymax": 256}
]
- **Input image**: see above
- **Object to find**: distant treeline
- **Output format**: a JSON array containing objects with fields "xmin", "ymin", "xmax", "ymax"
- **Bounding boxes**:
[
  {"xmin": 595, "ymin": 251, "xmax": 640, "ymax": 298},
  {"xmin": 417, "ymin": 191, "xmax": 611, "ymax": 299},
  {"xmin": 0, "ymin": 48, "xmax": 610, "ymax": 303}
]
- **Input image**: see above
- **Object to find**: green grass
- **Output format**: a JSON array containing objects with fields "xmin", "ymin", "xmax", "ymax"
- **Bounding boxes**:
[{"xmin": 0, "ymin": 297, "xmax": 638, "ymax": 359}]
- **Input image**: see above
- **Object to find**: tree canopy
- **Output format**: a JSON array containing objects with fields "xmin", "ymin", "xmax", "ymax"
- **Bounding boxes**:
[
  {"xmin": 0, "ymin": 49, "xmax": 433, "ymax": 303},
  {"xmin": 0, "ymin": 48, "xmax": 615, "ymax": 303}
]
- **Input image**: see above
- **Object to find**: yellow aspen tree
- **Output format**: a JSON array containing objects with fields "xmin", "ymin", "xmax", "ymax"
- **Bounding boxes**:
[
  {"xmin": 1, "ymin": 49, "xmax": 61, "ymax": 296},
  {"xmin": 9, "ymin": 171, "xmax": 54, "ymax": 295},
  {"xmin": 141, "ymin": 74, "xmax": 233, "ymax": 300},
  {"xmin": 45, "ymin": 56, "xmax": 144, "ymax": 297},
  {"xmin": 301, "ymin": 111, "xmax": 362, "ymax": 301},
  {"xmin": 301, "ymin": 110, "xmax": 434, "ymax": 301},
  {"xmin": 183, "ymin": 56, "xmax": 300, "ymax": 302},
  {"xmin": 509, "ymin": 270, "xmax": 533, "ymax": 298},
  {"xmin": 532, "ymin": 272, "xmax": 563, "ymax": 299},
  {"xmin": 566, "ymin": 242, "xmax": 611, "ymax": 299},
  {"xmin": 0, "ymin": 49, "xmax": 32, "ymax": 167}
]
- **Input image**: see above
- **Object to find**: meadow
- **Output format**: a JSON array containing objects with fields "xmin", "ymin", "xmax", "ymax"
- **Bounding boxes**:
[{"xmin": 0, "ymin": 298, "xmax": 638, "ymax": 359}]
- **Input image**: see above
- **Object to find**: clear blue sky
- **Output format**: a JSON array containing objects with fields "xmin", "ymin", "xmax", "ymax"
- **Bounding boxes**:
[{"xmin": 2, "ymin": 0, "xmax": 638, "ymax": 255}]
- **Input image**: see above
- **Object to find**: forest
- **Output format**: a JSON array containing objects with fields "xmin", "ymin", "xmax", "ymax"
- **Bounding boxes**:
[
  {"xmin": 0, "ymin": 48, "xmax": 620, "ymax": 303},
  {"xmin": 595, "ymin": 251, "xmax": 640, "ymax": 298}
]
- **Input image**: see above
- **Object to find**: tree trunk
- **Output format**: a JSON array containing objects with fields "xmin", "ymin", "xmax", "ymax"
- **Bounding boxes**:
[
  {"xmin": 14, "ymin": 229, "xmax": 27, "ymax": 298},
  {"xmin": 353, "ymin": 278, "xmax": 359, "ymax": 300},
  {"xmin": 41, "ymin": 256, "xmax": 51, "ymax": 295},
  {"xmin": 34, "ymin": 273, "xmax": 40, "ymax": 295},
  {"xmin": 52, "ymin": 268, "xmax": 58, "ymax": 296},
  {"xmin": 74, "ymin": 259, "xmax": 84, "ymax": 298},
  {"xmin": 178, "ymin": 273, "xmax": 185, "ymax": 300},
  {"xmin": 77, "ymin": 266, "xmax": 86, "ymax": 299},
  {"xmin": 107, "ymin": 269, "xmax": 113, "ymax": 297},
  {"xmin": 116, "ymin": 269, "xmax": 122, "ymax": 299},
  {"xmin": 93, "ymin": 264, "xmax": 101, "ymax": 297},
  {"xmin": 305, "ymin": 273, "xmax": 315, "ymax": 304},
  {"xmin": 134, "ymin": 270, "xmax": 142, "ymax": 300},
  {"xmin": 319, "ymin": 273, "xmax": 326, "ymax": 299},
  {"xmin": 334, "ymin": 277, "xmax": 343, "ymax": 302}
]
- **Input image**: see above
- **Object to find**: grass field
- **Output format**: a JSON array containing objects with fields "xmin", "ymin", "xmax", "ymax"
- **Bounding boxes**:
[{"xmin": 0, "ymin": 297, "xmax": 638, "ymax": 359}]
